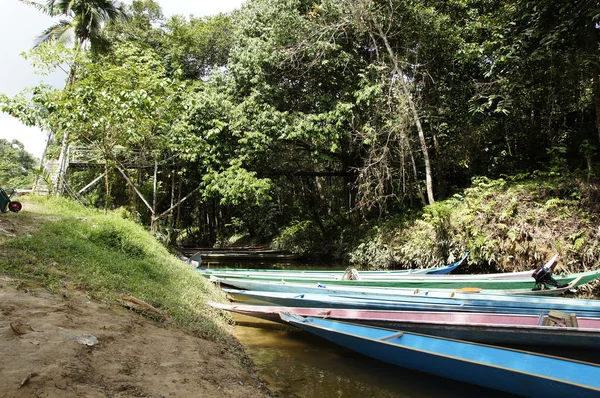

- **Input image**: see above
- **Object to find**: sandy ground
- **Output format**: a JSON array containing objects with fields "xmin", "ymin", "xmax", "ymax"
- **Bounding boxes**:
[{"xmin": 0, "ymin": 278, "xmax": 271, "ymax": 398}]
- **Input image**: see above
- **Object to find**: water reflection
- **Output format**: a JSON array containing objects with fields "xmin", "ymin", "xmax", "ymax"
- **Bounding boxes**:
[
  {"xmin": 201, "ymin": 260, "xmax": 343, "ymax": 271},
  {"xmin": 234, "ymin": 314, "xmax": 512, "ymax": 398}
]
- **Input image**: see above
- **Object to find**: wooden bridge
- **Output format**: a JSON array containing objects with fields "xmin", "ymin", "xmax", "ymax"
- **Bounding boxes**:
[
  {"xmin": 66, "ymin": 146, "xmax": 152, "ymax": 169},
  {"xmin": 36, "ymin": 145, "xmax": 191, "ymax": 229},
  {"xmin": 37, "ymin": 146, "xmax": 164, "ymax": 201}
]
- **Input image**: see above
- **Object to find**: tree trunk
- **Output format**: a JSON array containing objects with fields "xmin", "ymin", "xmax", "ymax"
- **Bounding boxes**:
[
  {"xmin": 104, "ymin": 159, "xmax": 110, "ymax": 214},
  {"xmin": 379, "ymin": 29, "xmax": 435, "ymax": 204},
  {"xmin": 55, "ymin": 52, "xmax": 79, "ymax": 194},
  {"xmin": 407, "ymin": 136, "xmax": 428, "ymax": 206},
  {"xmin": 589, "ymin": 26, "xmax": 600, "ymax": 144}
]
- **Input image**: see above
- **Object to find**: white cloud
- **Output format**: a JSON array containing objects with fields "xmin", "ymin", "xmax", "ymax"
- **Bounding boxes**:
[{"xmin": 0, "ymin": 114, "xmax": 48, "ymax": 159}]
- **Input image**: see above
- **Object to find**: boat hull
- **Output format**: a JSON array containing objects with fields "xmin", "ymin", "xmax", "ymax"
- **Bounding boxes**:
[
  {"xmin": 213, "ymin": 276, "xmax": 572, "ymax": 296},
  {"xmin": 281, "ymin": 314, "xmax": 600, "ymax": 397},
  {"xmin": 210, "ymin": 302, "xmax": 600, "ymax": 348},
  {"xmin": 198, "ymin": 252, "xmax": 469, "ymax": 278},
  {"xmin": 223, "ymin": 289, "xmax": 600, "ymax": 317},
  {"xmin": 205, "ymin": 267, "xmax": 600, "ymax": 290}
]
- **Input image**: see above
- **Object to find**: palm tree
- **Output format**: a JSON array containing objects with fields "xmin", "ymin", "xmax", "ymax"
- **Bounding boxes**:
[
  {"xmin": 21, "ymin": 0, "xmax": 126, "ymax": 52},
  {"xmin": 20, "ymin": 0, "xmax": 127, "ymax": 193}
]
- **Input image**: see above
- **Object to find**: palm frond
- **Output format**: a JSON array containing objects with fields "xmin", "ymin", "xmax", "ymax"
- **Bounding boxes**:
[
  {"xmin": 54, "ymin": 0, "xmax": 76, "ymax": 15},
  {"xmin": 26, "ymin": 0, "xmax": 128, "ymax": 52},
  {"xmin": 34, "ymin": 20, "xmax": 74, "ymax": 47},
  {"xmin": 18, "ymin": 0, "xmax": 55, "ymax": 16},
  {"xmin": 46, "ymin": 0, "xmax": 63, "ymax": 16}
]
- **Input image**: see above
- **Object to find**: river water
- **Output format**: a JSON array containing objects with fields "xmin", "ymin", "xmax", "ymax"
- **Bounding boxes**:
[
  {"xmin": 233, "ymin": 314, "xmax": 514, "ymax": 398},
  {"xmin": 209, "ymin": 260, "xmax": 512, "ymax": 398}
]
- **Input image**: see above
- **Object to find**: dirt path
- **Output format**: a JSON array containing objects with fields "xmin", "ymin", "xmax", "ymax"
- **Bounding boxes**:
[{"xmin": 0, "ymin": 278, "xmax": 270, "ymax": 398}]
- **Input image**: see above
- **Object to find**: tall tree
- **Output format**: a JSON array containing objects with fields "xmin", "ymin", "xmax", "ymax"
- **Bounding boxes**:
[
  {"xmin": 21, "ymin": 0, "xmax": 126, "ymax": 54},
  {"xmin": 20, "ymin": 0, "xmax": 127, "ymax": 192},
  {"xmin": 467, "ymin": 0, "xmax": 600, "ymax": 173},
  {"xmin": 43, "ymin": 42, "xmax": 186, "ymax": 213},
  {"xmin": 163, "ymin": 13, "xmax": 234, "ymax": 80}
]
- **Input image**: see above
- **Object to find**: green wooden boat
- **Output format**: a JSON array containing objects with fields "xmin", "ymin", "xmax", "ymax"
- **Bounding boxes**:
[
  {"xmin": 204, "ymin": 268, "xmax": 600, "ymax": 291},
  {"xmin": 212, "ymin": 276, "xmax": 577, "ymax": 296}
]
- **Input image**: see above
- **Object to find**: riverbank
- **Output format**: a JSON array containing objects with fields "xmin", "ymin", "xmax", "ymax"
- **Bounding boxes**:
[
  {"xmin": 0, "ymin": 197, "xmax": 271, "ymax": 397},
  {"xmin": 0, "ymin": 280, "xmax": 269, "ymax": 397},
  {"xmin": 344, "ymin": 174, "xmax": 600, "ymax": 279}
]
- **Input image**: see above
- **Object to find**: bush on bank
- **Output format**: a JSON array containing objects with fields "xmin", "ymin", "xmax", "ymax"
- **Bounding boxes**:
[{"xmin": 348, "ymin": 173, "xmax": 600, "ymax": 283}]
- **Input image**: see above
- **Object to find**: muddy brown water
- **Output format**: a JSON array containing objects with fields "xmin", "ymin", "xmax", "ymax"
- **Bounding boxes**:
[{"xmin": 233, "ymin": 314, "xmax": 517, "ymax": 398}]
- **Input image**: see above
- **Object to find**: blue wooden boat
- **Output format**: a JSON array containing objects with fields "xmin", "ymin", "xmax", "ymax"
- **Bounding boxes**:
[
  {"xmin": 280, "ymin": 313, "xmax": 600, "ymax": 397},
  {"xmin": 223, "ymin": 289, "xmax": 600, "ymax": 317}
]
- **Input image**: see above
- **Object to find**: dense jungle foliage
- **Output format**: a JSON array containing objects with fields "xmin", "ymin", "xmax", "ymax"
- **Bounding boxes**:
[
  {"xmin": 2, "ymin": 0, "xmax": 600, "ymax": 269},
  {"xmin": 0, "ymin": 139, "xmax": 37, "ymax": 188}
]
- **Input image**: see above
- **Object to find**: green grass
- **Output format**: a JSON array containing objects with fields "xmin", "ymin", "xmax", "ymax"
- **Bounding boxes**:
[{"xmin": 0, "ymin": 195, "xmax": 232, "ymax": 342}]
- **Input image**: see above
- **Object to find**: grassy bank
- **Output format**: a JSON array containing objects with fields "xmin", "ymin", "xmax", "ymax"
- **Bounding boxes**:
[{"xmin": 0, "ymin": 195, "xmax": 232, "ymax": 341}]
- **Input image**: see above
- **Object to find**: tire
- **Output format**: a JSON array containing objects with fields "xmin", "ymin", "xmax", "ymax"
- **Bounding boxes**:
[{"xmin": 8, "ymin": 201, "xmax": 22, "ymax": 213}]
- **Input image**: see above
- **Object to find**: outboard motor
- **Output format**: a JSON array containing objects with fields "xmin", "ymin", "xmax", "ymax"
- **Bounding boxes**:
[{"xmin": 532, "ymin": 263, "xmax": 567, "ymax": 290}]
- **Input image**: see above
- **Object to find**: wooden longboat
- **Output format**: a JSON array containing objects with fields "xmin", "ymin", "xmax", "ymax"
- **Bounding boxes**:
[
  {"xmin": 221, "ymin": 288, "xmax": 600, "ymax": 317},
  {"xmin": 211, "ymin": 272, "xmax": 576, "ymax": 297},
  {"xmin": 198, "ymin": 252, "xmax": 469, "ymax": 277},
  {"xmin": 203, "ymin": 267, "xmax": 600, "ymax": 290},
  {"xmin": 209, "ymin": 302, "xmax": 600, "ymax": 348},
  {"xmin": 280, "ymin": 314, "xmax": 600, "ymax": 397},
  {"xmin": 199, "ymin": 253, "xmax": 558, "ymax": 280}
]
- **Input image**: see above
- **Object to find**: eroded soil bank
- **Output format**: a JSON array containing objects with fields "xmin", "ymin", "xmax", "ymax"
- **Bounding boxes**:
[{"xmin": 0, "ymin": 279, "xmax": 270, "ymax": 398}]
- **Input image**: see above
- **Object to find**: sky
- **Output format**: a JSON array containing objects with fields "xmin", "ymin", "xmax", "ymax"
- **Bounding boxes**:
[{"xmin": 0, "ymin": 0, "xmax": 245, "ymax": 159}]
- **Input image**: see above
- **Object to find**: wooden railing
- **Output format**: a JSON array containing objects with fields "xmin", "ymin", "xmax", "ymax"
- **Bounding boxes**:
[{"xmin": 67, "ymin": 146, "xmax": 144, "ymax": 168}]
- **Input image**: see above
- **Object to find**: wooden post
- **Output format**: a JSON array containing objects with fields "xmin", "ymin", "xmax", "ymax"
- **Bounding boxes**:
[
  {"xmin": 116, "ymin": 164, "xmax": 154, "ymax": 215},
  {"xmin": 56, "ymin": 131, "xmax": 70, "ymax": 194},
  {"xmin": 152, "ymin": 161, "xmax": 158, "ymax": 232},
  {"xmin": 176, "ymin": 173, "xmax": 182, "ymax": 230},
  {"xmin": 170, "ymin": 171, "xmax": 175, "ymax": 227},
  {"xmin": 78, "ymin": 172, "xmax": 106, "ymax": 195},
  {"xmin": 33, "ymin": 129, "xmax": 53, "ymax": 194}
]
